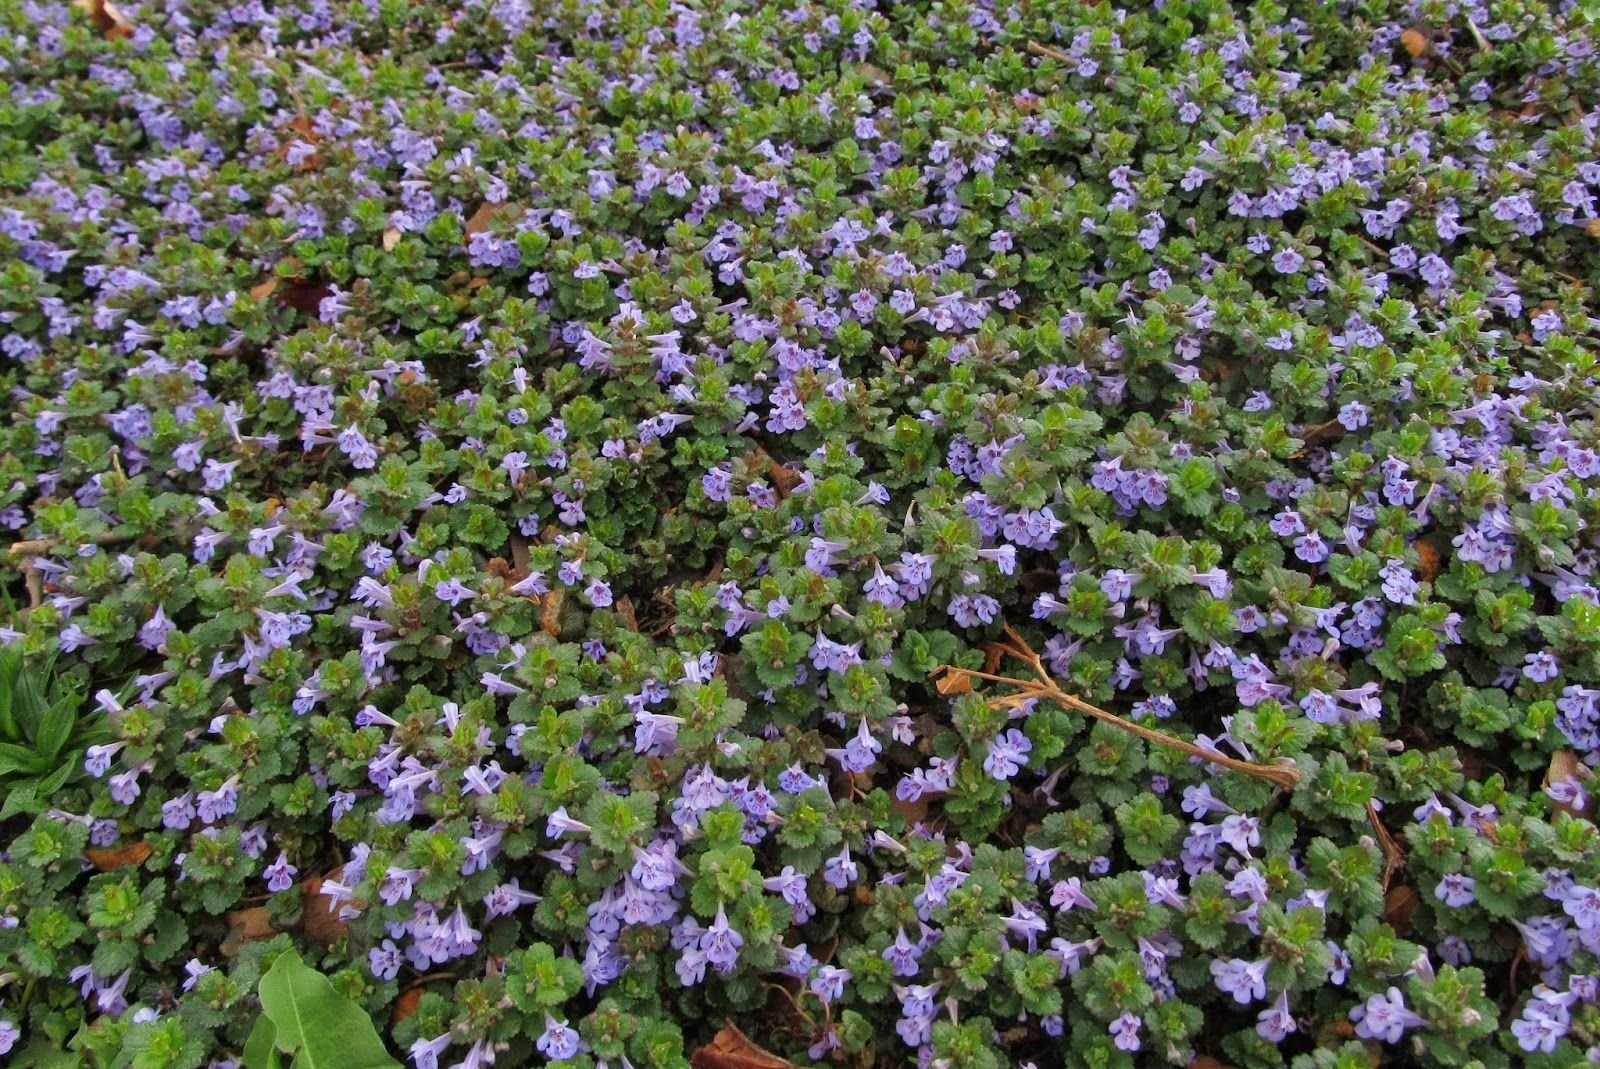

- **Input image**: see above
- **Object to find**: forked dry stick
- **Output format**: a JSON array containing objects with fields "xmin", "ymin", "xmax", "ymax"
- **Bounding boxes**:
[{"xmin": 932, "ymin": 622, "xmax": 1301, "ymax": 791}]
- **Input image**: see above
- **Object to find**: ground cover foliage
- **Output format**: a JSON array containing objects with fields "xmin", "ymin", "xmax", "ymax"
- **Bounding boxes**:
[{"xmin": 2, "ymin": 0, "xmax": 1600, "ymax": 1066}]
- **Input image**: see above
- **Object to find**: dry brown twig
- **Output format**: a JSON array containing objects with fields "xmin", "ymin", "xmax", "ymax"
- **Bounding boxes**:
[{"xmin": 932, "ymin": 622, "xmax": 1302, "ymax": 791}]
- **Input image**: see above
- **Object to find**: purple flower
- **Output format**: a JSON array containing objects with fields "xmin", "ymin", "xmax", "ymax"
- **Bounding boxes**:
[
  {"xmin": 369, "ymin": 940, "xmax": 403, "ymax": 981},
  {"xmin": 881, "ymin": 928, "xmax": 922, "ymax": 977},
  {"xmin": 536, "ymin": 1017, "xmax": 583, "ymax": 1061},
  {"xmin": 1435, "ymin": 874, "xmax": 1476, "ymax": 908},
  {"xmin": 983, "ymin": 728, "xmax": 1032, "ymax": 780},
  {"xmin": 1211, "ymin": 958, "xmax": 1269, "ymax": 1004},
  {"xmin": 1256, "ymin": 992, "xmax": 1297, "ymax": 1042},
  {"xmin": 700, "ymin": 904, "xmax": 744, "ymax": 972},
  {"xmin": 823, "ymin": 846, "xmax": 859, "ymax": 890},
  {"xmin": 1524, "ymin": 651, "xmax": 1561, "ymax": 683},
  {"xmin": 1350, "ymin": 987, "xmax": 1426, "ymax": 1044},
  {"xmin": 263, "ymin": 852, "xmax": 298, "ymax": 893},
  {"xmin": 1109, "ymin": 1011, "xmax": 1141, "ymax": 1052},
  {"xmin": 410, "ymin": 1034, "xmax": 451, "ymax": 1069}
]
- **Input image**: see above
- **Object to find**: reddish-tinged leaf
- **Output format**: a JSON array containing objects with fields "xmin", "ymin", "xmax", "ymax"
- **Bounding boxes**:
[
  {"xmin": 690, "ymin": 1024, "xmax": 797, "ymax": 1069},
  {"xmin": 85, "ymin": 841, "xmax": 153, "ymax": 871},
  {"xmin": 74, "ymin": 0, "xmax": 132, "ymax": 39}
]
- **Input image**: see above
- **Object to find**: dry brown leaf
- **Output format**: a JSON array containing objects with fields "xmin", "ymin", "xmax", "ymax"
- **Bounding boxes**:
[
  {"xmin": 299, "ymin": 875, "xmax": 350, "ymax": 945},
  {"xmin": 248, "ymin": 277, "xmax": 280, "ymax": 301},
  {"xmin": 74, "ymin": 0, "xmax": 132, "ymax": 39},
  {"xmin": 85, "ymin": 841, "xmax": 153, "ymax": 871},
  {"xmin": 1384, "ymin": 883, "xmax": 1421, "ymax": 936},
  {"xmin": 934, "ymin": 669, "xmax": 973, "ymax": 697},
  {"xmin": 463, "ymin": 201, "xmax": 507, "ymax": 236},
  {"xmin": 510, "ymin": 534, "xmax": 531, "ymax": 575},
  {"xmin": 1400, "ymin": 28, "xmax": 1429, "ymax": 56},
  {"xmin": 1415, "ymin": 540, "xmax": 1443, "ymax": 583},
  {"xmin": 541, "ymin": 588, "xmax": 566, "ymax": 637},
  {"xmin": 616, "ymin": 594, "xmax": 639, "ymax": 632},
  {"xmin": 689, "ymin": 1024, "xmax": 797, "ymax": 1069},
  {"xmin": 391, "ymin": 987, "xmax": 423, "ymax": 1025},
  {"xmin": 382, "ymin": 227, "xmax": 402, "ymax": 251},
  {"xmin": 222, "ymin": 907, "xmax": 277, "ymax": 956}
]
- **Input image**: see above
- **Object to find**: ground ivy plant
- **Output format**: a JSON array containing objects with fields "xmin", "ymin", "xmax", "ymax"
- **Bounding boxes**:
[{"xmin": 2, "ymin": 0, "xmax": 1600, "ymax": 1066}]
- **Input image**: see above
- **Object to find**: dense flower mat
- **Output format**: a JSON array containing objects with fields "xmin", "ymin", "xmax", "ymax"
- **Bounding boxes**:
[{"xmin": 2, "ymin": 0, "xmax": 1600, "ymax": 1065}]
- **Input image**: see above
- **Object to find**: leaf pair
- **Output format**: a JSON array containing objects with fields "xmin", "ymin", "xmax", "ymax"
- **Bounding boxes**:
[{"xmin": 244, "ymin": 949, "xmax": 401, "ymax": 1069}]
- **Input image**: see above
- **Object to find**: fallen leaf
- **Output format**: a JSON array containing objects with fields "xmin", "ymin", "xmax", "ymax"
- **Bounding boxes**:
[
  {"xmin": 934, "ymin": 669, "xmax": 973, "ymax": 697},
  {"xmin": 616, "ymin": 594, "xmax": 639, "ymax": 632},
  {"xmin": 1384, "ymin": 883, "xmax": 1420, "ymax": 936},
  {"xmin": 382, "ymin": 228, "xmax": 402, "ymax": 251},
  {"xmin": 509, "ymin": 534, "xmax": 531, "ymax": 575},
  {"xmin": 73, "ymin": 0, "xmax": 132, "ymax": 39},
  {"xmin": 299, "ymin": 876, "xmax": 350, "ymax": 945},
  {"xmin": 1400, "ymin": 28, "xmax": 1429, "ymax": 56},
  {"xmin": 85, "ymin": 841, "xmax": 153, "ymax": 871},
  {"xmin": 390, "ymin": 987, "xmax": 423, "ymax": 1025},
  {"xmin": 463, "ymin": 201, "xmax": 510, "ymax": 236},
  {"xmin": 540, "ymin": 588, "xmax": 565, "ymax": 638},
  {"xmin": 1414, "ymin": 539, "xmax": 1443, "ymax": 582},
  {"xmin": 890, "ymin": 791, "xmax": 929, "ymax": 826},
  {"xmin": 249, "ymin": 277, "xmax": 280, "ymax": 301},
  {"xmin": 690, "ymin": 1024, "xmax": 797, "ymax": 1069},
  {"xmin": 222, "ymin": 907, "xmax": 278, "ymax": 956}
]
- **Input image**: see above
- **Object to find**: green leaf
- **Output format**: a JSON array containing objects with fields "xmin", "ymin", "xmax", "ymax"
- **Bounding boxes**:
[
  {"xmin": 1, "ymin": 780, "xmax": 39, "ymax": 819},
  {"xmin": 37, "ymin": 759, "xmax": 75, "ymax": 795},
  {"xmin": 244, "ymin": 1015, "xmax": 283, "ymax": 1069},
  {"xmin": 12, "ymin": 660, "xmax": 49, "ymax": 737},
  {"xmin": 0, "ymin": 741, "xmax": 44, "ymax": 775},
  {"xmin": 35, "ymin": 695, "xmax": 77, "ymax": 759},
  {"xmin": 256, "ymin": 948, "xmax": 400, "ymax": 1069}
]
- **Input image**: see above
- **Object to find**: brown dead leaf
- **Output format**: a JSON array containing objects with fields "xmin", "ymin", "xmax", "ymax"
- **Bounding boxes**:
[
  {"xmin": 616, "ymin": 594, "xmax": 639, "ymax": 632},
  {"xmin": 74, "ymin": 0, "xmax": 132, "ymax": 39},
  {"xmin": 486, "ymin": 557, "xmax": 511, "ymax": 580},
  {"xmin": 391, "ymin": 987, "xmax": 423, "ymax": 1025},
  {"xmin": 299, "ymin": 876, "xmax": 350, "ymax": 945},
  {"xmin": 541, "ymin": 588, "xmax": 565, "ymax": 638},
  {"xmin": 222, "ymin": 907, "xmax": 278, "ymax": 956},
  {"xmin": 1188, "ymin": 1058, "xmax": 1234, "ymax": 1069},
  {"xmin": 981, "ymin": 641, "xmax": 1014, "ymax": 676},
  {"xmin": 1400, "ymin": 28, "xmax": 1429, "ymax": 56},
  {"xmin": 382, "ymin": 227, "xmax": 402, "ymax": 251},
  {"xmin": 934, "ymin": 669, "xmax": 973, "ymax": 697},
  {"xmin": 1587, "ymin": 219, "xmax": 1600, "ymax": 240},
  {"xmin": 248, "ymin": 277, "xmax": 280, "ymax": 301},
  {"xmin": 85, "ymin": 841, "xmax": 153, "ymax": 871},
  {"xmin": 510, "ymin": 534, "xmax": 531, "ymax": 575},
  {"xmin": 890, "ymin": 792, "xmax": 930, "ymax": 826},
  {"xmin": 1384, "ymin": 883, "xmax": 1421, "ymax": 936},
  {"xmin": 1415, "ymin": 539, "xmax": 1443, "ymax": 582},
  {"xmin": 463, "ymin": 201, "xmax": 509, "ymax": 237},
  {"xmin": 690, "ymin": 1024, "xmax": 797, "ymax": 1069}
]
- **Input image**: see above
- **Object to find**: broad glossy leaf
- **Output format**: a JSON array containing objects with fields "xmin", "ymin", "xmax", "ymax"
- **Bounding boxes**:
[{"xmin": 256, "ymin": 948, "xmax": 400, "ymax": 1069}]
